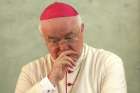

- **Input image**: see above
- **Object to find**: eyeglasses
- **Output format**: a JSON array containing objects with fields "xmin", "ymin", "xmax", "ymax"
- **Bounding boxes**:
[{"xmin": 47, "ymin": 32, "xmax": 79, "ymax": 46}]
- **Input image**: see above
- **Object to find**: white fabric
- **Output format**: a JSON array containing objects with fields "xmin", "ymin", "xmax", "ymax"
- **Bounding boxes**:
[
  {"xmin": 15, "ymin": 43, "xmax": 127, "ymax": 93},
  {"xmin": 40, "ymin": 77, "xmax": 55, "ymax": 93},
  {"xmin": 40, "ymin": 44, "xmax": 127, "ymax": 93}
]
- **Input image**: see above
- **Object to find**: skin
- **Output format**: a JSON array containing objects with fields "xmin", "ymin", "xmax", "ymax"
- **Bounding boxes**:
[{"xmin": 40, "ymin": 16, "xmax": 84, "ymax": 85}]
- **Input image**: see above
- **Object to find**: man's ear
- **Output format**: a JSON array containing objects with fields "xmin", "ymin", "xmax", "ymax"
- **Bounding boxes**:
[
  {"xmin": 38, "ymin": 25, "xmax": 44, "ymax": 41},
  {"xmin": 39, "ymin": 25, "xmax": 44, "ymax": 37},
  {"xmin": 38, "ymin": 25, "xmax": 42, "ymax": 33},
  {"xmin": 38, "ymin": 25, "xmax": 48, "ymax": 46},
  {"xmin": 81, "ymin": 23, "xmax": 85, "ymax": 32}
]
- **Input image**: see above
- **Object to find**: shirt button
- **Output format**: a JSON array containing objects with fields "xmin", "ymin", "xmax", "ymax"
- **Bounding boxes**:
[
  {"xmin": 47, "ymin": 90, "xmax": 50, "ymax": 93},
  {"xmin": 68, "ymin": 70, "xmax": 73, "ymax": 73},
  {"xmin": 67, "ymin": 83, "xmax": 73, "ymax": 86}
]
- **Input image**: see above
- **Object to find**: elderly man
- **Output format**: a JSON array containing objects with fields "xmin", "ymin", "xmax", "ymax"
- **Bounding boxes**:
[{"xmin": 15, "ymin": 2, "xmax": 127, "ymax": 93}]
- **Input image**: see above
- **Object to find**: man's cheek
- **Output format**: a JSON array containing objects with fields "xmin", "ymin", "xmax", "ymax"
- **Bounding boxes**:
[
  {"xmin": 53, "ymin": 49, "xmax": 60, "ymax": 58},
  {"xmin": 49, "ymin": 48, "xmax": 59, "ymax": 59}
]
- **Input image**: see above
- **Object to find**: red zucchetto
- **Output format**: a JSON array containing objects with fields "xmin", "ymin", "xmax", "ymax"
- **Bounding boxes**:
[{"xmin": 40, "ymin": 2, "xmax": 79, "ymax": 21}]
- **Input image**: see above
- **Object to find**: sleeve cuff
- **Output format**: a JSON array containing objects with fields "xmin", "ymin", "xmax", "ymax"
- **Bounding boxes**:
[{"xmin": 40, "ymin": 77, "xmax": 56, "ymax": 93}]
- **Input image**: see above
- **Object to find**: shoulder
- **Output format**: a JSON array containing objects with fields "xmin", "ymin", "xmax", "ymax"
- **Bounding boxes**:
[
  {"xmin": 85, "ymin": 44, "xmax": 123, "ymax": 68},
  {"xmin": 93, "ymin": 48, "xmax": 124, "ymax": 73},
  {"xmin": 97, "ymin": 49, "xmax": 123, "ymax": 66},
  {"xmin": 20, "ymin": 54, "xmax": 52, "ymax": 83},
  {"xmin": 21, "ymin": 55, "xmax": 49, "ymax": 75}
]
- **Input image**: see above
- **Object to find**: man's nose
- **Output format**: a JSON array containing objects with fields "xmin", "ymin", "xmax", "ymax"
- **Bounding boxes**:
[{"xmin": 59, "ymin": 39, "xmax": 69, "ymax": 51}]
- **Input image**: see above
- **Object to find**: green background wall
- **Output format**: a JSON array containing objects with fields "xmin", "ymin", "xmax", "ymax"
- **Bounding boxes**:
[{"xmin": 0, "ymin": 0, "xmax": 140, "ymax": 93}]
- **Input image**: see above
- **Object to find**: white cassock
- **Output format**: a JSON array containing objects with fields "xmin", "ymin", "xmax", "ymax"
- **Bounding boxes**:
[{"xmin": 15, "ymin": 44, "xmax": 127, "ymax": 93}]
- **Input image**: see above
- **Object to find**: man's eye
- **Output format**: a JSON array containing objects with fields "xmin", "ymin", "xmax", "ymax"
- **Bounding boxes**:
[
  {"xmin": 48, "ymin": 39, "xmax": 59, "ymax": 43},
  {"xmin": 65, "ymin": 37, "xmax": 73, "ymax": 40}
]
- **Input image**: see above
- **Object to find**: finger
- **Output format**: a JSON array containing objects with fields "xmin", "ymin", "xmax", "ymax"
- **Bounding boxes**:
[
  {"xmin": 61, "ymin": 60, "xmax": 74, "ymax": 69},
  {"xmin": 66, "ymin": 62, "xmax": 74, "ymax": 69},
  {"xmin": 67, "ymin": 68, "xmax": 74, "ymax": 73},
  {"xmin": 59, "ymin": 50, "xmax": 78, "ymax": 58},
  {"xmin": 64, "ymin": 56, "xmax": 76, "ymax": 67},
  {"xmin": 59, "ymin": 56, "xmax": 76, "ymax": 67},
  {"xmin": 64, "ymin": 66, "xmax": 74, "ymax": 73}
]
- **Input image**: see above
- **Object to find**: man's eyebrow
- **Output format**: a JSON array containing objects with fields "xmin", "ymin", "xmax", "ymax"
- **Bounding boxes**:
[
  {"xmin": 64, "ymin": 32, "xmax": 75, "ymax": 37},
  {"xmin": 47, "ymin": 36, "xmax": 58, "ymax": 39},
  {"xmin": 47, "ymin": 32, "xmax": 75, "ymax": 39}
]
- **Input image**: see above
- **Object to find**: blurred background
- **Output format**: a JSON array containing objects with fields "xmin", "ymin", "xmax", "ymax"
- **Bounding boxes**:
[{"xmin": 0, "ymin": 0, "xmax": 140, "ymax": 93}]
